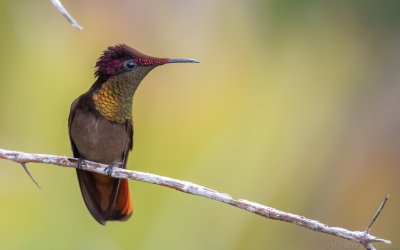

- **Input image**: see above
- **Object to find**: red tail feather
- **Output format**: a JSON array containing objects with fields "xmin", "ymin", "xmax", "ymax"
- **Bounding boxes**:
[{"xmin": 77, "ymin": 170, "xmax": 133, "ymax": 224}]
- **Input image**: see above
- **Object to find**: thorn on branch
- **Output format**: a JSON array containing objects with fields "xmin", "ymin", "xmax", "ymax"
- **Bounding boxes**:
[
  {"xmin": 21, "ymin": 163, "xmax": 41, "ymax": 189},
  {"xmin": 51, "ymin": 0, "xmax": 83, "ymax": 31},
  {"xmin": 359, "ymin": 195, "xmax": 390, "ymax": 250},
  {"xmin": 366, "ymin": 195, "xmax": 389, "ymax": 234}
]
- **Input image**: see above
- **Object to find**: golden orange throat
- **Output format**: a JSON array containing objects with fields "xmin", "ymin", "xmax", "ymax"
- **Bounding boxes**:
[{"xmin": 92, "ymin": 77, "xmax": 135, "ymax": 123}]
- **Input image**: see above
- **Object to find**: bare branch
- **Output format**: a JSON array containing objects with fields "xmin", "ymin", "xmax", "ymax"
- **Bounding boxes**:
[
  {"xmin": 51, "ymin": 0, "xmax": 83, "ymax": 31},
  {"xmin": 0, "ymin": 148, "xmax": 391, "ymax": 249}
]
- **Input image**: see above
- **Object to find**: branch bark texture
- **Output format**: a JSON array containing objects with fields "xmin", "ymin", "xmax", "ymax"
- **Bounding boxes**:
[{"xmin": 0, "ymin": 148, "xmax": 391, "ymax": 250}]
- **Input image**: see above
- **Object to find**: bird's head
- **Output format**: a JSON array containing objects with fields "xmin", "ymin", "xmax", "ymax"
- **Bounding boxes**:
[
  {"xmin": 95, "ymin": 44, "xmax": 198, "ymax": 80},
  {"xmin": 91, "ymin": 44, "xmax": 198, "ymax": 123}
]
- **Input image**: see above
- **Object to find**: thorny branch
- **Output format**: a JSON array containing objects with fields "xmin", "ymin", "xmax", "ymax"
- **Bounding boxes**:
[
  {"xmin": 51, "ymin": 0, "xmax": 83, "ymax": 30},
  {"xmin": 0, "ymin": 148, "xmax": 391, "ymax": 250}
]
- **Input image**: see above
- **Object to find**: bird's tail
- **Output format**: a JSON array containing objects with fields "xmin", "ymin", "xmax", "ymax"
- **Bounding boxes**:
[{"xmin": 76, "ymin": 169, "xmax": 133, "ymax": 225}]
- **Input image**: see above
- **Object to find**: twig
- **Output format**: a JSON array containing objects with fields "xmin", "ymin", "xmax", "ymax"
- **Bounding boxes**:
[
  {"xmin": 366, "ymin": 195, "xmax": 389, "ymax": 234},
  {"xmin": 0, "ymin": 148, "xmax": 391, "ymax": 249},
  {"xmin": 21, "ymin": 162, "xmax": 41, "ymax": 189},
  {"xmin": 360, "ymin": 195, "xmax": 390, "ymax": 250},
  {"xmin": 51, "ymin": 0, "xmax": 83, "ymax": 30}
]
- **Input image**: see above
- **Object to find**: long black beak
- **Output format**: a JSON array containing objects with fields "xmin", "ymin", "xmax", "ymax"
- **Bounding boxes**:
[{"xmin": 167, "ymin": 58, "xmax": 200, "ymax": 64}]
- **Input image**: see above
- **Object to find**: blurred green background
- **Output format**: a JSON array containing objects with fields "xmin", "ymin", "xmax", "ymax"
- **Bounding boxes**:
[{"xmin": 0, "ymin": 0, "xmax": 399, "ymax": 249}]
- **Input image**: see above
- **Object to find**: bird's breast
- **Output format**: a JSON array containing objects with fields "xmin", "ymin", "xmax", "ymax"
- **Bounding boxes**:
[{"xmin": 70, "ymin": 108, "xmax": 131, "ymax": 165}]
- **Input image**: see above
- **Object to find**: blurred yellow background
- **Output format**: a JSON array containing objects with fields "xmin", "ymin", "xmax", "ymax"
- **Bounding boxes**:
[{"xmin": 0, "ymin": 0, "xmax": 399, "ymax": 249}]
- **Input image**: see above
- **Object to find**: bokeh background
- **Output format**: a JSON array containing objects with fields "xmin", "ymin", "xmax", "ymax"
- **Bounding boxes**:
[{"xmin": 0, "ymin": 0, "xmax": 399, "ymax": 249}]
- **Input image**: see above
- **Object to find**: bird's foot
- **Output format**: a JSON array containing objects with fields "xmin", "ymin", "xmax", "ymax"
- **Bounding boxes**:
[
  {"xmin": 77, "ymin": 157, "xmax": 88, "ymax": 170},
  {"xmin": 104, "ymin": 162, "xmax": 123, "ymax": 177}
]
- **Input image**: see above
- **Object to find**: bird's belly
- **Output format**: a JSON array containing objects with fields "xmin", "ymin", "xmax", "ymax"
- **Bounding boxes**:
[{"xmin": 71, "ymin": 111, "xmax": 130, "ymax": 165}]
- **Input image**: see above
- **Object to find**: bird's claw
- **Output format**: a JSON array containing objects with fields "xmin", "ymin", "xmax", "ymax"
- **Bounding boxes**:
[
  {"xmin": 105, "ymin": 165, "xmax": 113, "ymax": 176},
  {"xmin": 77, "ymin": 157, "xmax": 88, "ymax": 170},
  {"xmin": 104, "ymin": 162, "xmax": 122, "ymax": 177}
]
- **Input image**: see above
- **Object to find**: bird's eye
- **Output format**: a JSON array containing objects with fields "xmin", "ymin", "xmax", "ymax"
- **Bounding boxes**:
[{"xmin": 124, "ymin": 60, "xmax": 137, "ymax": 70}]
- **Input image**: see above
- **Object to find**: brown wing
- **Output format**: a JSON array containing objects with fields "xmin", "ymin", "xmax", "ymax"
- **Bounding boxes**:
[
  {"xmin": 68, "ymin": 96, "xmax": 82, "ymax": 159},
  {"xmin": 68, "ymin": 95, "xmax": 109, "ymax": 224}
]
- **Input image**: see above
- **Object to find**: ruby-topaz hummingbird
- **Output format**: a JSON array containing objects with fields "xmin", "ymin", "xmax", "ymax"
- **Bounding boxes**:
[{"xmin": 68, "ymin": 44, "xmax": 198, "ymax": 224}]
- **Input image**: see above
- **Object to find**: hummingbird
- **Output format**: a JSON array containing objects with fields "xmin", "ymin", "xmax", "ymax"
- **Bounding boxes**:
[{"xmin": 68, "ymin": 44, "xmax": 198, "ymax": 225}]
